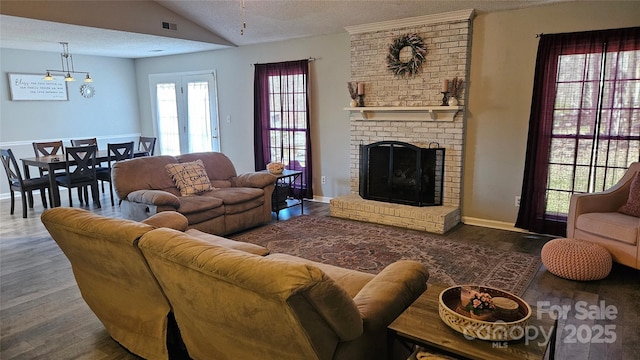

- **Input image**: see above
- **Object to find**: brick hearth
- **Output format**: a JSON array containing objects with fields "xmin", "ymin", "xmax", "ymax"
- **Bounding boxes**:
[
  {"xmin": 330, "ymin": 10, "xmax": 473, "ymax": 233},
  {"xmin": 330, "ymin": 194, "xmax": 460, "ymax": 234}
]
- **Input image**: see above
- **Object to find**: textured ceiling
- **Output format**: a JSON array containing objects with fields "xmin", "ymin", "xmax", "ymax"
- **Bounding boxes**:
[{"xmin": 0, "ymin": 0, "xmax": 566, "ymax": 58}]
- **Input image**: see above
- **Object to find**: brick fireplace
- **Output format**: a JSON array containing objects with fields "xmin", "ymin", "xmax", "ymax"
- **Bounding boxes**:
[{"xmin": 329, "ymin": 10, "xmax": 474, "ymax": 234}]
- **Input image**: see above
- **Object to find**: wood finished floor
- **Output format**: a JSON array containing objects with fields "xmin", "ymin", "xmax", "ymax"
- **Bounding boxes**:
[{"xmin": 1, "ymin": 191, "xmax": 638, "ymax": 359}]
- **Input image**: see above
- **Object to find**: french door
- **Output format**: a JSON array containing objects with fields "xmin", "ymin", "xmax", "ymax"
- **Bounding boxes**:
[{"xmin": 149, "ymin": 72, "xmax": 221, "ymax": 155}]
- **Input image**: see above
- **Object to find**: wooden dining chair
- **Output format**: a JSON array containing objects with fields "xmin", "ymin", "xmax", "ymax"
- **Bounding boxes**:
[
  {"xmin": 1, "ymin": 148, "xmax": 50, "ymax": 218},
  {"xmin": 137, "ymin": 136, "xmax": 157, "ymax": 156},
  {"xmin": 70, "ymin": 138, "xmax": 98, "ymax": 147},
  {"xmin": 96, "ymin": 141, "xmax": 134, "ymax": 206},
  {"xmin": 55, "ymin": 145, "xmax": 101, "ymax": 208},
  {"xmin": 32, "ymin": 141, "xmax": 65, "ymax": 175},
  {"xmin": 32, "ymin": 141, "xmax": 64, "ymax": 158},
  {"xmin": 32, "ymin": 140, "xmax": 66, "ymax": 204},
  {"xmin": 71, "ymin": 138, "xmax": 104, "ymax": 197}
]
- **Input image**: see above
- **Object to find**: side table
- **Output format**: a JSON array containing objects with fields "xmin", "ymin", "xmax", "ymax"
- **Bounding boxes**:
[
  {"xmin": 265, "ymin": 169, "xmax": 303, "ymax": 220},
  {"xmin": 388, "ymin": 284, "xmax": 556, "ymax": 360}
]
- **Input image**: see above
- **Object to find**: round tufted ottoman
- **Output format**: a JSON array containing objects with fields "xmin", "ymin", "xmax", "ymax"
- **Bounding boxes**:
[{"xmin": 541, "ymin": 238, "xmax": 612, "ymax": 281}]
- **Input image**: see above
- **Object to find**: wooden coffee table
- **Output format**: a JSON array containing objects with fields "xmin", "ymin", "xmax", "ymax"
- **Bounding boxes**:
[{"xmin": 388, "ymin": 284, "xmax": 556, "ymax": 360}]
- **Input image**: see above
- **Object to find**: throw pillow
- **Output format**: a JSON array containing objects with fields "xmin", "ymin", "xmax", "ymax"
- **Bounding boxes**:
[
  {"xmin": 618, "ymin": 172, "xmax": 640, "ymax": 217},
  {"xmin": 166, "ymin": 159, "xmax": 213, "ymax": 196}
]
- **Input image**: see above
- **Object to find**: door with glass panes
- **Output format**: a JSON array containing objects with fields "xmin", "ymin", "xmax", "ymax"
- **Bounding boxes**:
[{"xmin": 149, "ymin": 72, "xmax": 220, "ymax": 155}]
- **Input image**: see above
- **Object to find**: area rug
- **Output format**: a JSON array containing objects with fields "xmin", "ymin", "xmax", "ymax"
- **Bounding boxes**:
[{"xmin": 231, "ymin": 215, "xmax": 541, "ymax": 295}]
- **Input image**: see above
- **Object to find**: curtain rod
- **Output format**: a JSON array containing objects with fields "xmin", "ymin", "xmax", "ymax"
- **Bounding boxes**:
[{"xmin": 252, "ymin": 57, "xmax": 317, "ymax": 66}]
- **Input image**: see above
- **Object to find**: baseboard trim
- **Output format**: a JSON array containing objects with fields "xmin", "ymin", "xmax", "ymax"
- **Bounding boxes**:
[
  {"xmin": 312, "ymin": 195, "xmax": 332, "ymax": 203},
  {"xmin": 461, "ymin": 216, "xmax": 530, "ymax": 233}
]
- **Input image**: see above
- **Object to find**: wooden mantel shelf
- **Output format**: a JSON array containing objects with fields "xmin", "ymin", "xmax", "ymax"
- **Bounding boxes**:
[{"xmin": 344, "ymin": 106, "xmax": 463, "ymax": 121}]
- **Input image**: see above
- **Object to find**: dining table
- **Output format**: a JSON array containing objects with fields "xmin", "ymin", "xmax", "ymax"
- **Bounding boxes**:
[{"xmin": 21, "ymin": 149, "xmax": 147, "ymax": 207}]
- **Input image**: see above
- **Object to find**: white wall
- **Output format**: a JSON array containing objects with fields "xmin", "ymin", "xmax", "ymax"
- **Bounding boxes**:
[
  {"xmin": 134, "ymin": 32, "xmax": 351, "ymax": 199},
  {"xmin": 0, "ymin": 48, "xmax": 141, "ymax": 196}
]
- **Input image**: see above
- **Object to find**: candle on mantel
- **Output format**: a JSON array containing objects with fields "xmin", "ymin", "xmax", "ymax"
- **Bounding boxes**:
[
  {"xmin": 442, "ymin": 79, "xmax": 449, "ymax": 92},
  {"xmin": 357, "ymin": 83, "xmax": 365, "ymax": 95}
]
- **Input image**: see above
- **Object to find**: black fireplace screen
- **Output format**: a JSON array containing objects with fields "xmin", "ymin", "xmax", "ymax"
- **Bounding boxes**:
[{"xmin": 359, "ymin": 141, "xmax": 444, "ymax": 206}]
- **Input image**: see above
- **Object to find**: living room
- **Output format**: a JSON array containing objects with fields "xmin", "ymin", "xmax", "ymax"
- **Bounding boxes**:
[
  {"xmin": 0, "ymin": 2, "xmax": 636, "ymax": 231},
  {"xmin": 1, "ymin": 1, "xmax": 639, "ymax": 359}
]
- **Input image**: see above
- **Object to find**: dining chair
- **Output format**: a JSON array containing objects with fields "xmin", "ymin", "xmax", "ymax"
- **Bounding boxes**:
[
  {"xmin": 32, "ymin": 141, "xmax": 65, "ymax": 175},
  {"xmin": 96, "ymin": 141, "xmax": 134, "ymax": 206},
  {"xmin": 71, "ymin": 138, "xmax": 104, "ymax": 196},
  {"xmin": 32, "ymin": 140, "xmax": 66, "ymax": 204},
  {"xmin": 137, "ymin": 136, "xmax": 157, "ymax": 157},
  {"xmin": 32, "ymin": 140, "xmax": 65, "ymax": 174},
  {"xmin": 32, "ymin": 141, "xmax": 64, "ymax": 158},
  {"xmin": 70, "ymin": 138, "xmax": 98, "ymax": 147},
  {"xmin": 1, "ymin": 148, "xmax": 50, "ymax": 218},
  {"xmin": 55, "ymin": 145, "xmax": 101, "ymax": 208}
]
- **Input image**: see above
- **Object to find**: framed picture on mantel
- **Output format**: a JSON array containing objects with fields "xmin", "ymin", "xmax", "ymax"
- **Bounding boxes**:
[{"xmin": 8, "ymin": 73, "xmax": 69, "ymax": 101}]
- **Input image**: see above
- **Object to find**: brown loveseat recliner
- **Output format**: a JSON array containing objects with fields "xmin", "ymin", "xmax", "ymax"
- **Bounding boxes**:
[
  {"xmin": 567, "ymin": 162, "xmax": 640, "ymax": 269},
  {"xmin": 112, "ymin": 151, "xmax": 276, "ymax": 235},
  {"xmin": 42, "ymin": 207, "xmax": 429, "ymax": 360}
]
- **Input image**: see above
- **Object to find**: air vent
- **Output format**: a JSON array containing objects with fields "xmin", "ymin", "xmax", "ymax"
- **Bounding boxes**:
[{"xmin": 161, "ymin": 21, "xmax": 177, "ymax": 31}]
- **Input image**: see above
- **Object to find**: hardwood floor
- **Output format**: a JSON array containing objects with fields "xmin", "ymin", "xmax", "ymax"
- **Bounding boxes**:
[{"xmin": 1, "ymin": 191, "xmax": 638, "ymax": 359}]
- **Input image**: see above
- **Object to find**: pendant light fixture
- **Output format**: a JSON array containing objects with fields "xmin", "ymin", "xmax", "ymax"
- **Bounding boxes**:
[
  {"xmin": 240, "ymin": 0, "xmax": 246, "ymax": 35},
  {"xmin": 44, "ymin": 42, "xmax": 93, "ymax": 83}
]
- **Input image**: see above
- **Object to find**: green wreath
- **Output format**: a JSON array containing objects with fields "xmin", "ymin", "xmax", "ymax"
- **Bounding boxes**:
[{"xmin": 386, "ymin": 33, "xmax": 427, "ymax": 77}]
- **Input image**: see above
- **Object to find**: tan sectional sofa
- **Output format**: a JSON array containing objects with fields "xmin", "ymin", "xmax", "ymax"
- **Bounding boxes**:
[
  {"xmin": 567, "ymin": 162, "xmax": 640, "ymax": 269},
  {"xmin": 112, "ymin": 151, "xmax": 276, "ymax": 235},
  {"xmin": 42, "ymin": 207, "xmax": 429, "ymax": 360}
]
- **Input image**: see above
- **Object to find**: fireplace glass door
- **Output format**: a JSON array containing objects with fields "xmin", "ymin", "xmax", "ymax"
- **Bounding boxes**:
[{"xmin": 359, "ymin": 141, "xmax": 444, "ymax": 206}]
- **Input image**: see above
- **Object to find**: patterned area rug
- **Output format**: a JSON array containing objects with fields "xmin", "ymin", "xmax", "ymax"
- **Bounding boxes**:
[{"xmin": 231, "ymin": 215, "xmax": 541, "ymax": 295}]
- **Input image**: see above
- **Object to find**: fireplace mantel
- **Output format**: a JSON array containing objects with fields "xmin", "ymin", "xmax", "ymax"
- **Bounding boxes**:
[{"xmin": 344, "ymin": 106, "xmax": 462, "ymax": 121}]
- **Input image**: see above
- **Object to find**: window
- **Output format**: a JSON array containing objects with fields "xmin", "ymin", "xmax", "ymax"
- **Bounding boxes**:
[
  {"xmin": 267, "ymin": 73, "xmax": 308, "ymax": 168},
  {"xmin": 517, "ymin": 27, "xmax": 640, "ymax": 236},
  {"xmin": 548, "ymin": 49, "xmax": 640, "ymax": 213},
  {"xmin": 254, "ymin": 60, "xmax": 313, "ymax": 199},
  {"xmin": 150, "ymin": 72, "xmax": 221, "ymax": 155},
  {"xmin": 156, "ymin": 83, "xmax": 181, "ymax": 155}
]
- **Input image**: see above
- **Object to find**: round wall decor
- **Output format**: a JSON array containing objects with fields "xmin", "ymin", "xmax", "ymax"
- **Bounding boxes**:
[
  {"xmin": 386, "ymin": 33, "xmax": 427, "ymax": 77},
  {"xmin": 80, "ymin": 84, "xmax": 95, "ymax": 98}
]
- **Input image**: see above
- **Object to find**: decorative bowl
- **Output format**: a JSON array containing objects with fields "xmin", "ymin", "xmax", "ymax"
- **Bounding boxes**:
[
  {"xmin": 438, "ymin": 285, "xmax": 532, "ymax": 341},
  {"xmin": 266, "ymin": 162, "xmax": 285, "ymax": 174}
]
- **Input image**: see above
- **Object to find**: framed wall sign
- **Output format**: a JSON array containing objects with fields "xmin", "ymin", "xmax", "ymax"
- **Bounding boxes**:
[{"xmin": 8, "ymin": 73, "xmax": 69, "ymax": 101}]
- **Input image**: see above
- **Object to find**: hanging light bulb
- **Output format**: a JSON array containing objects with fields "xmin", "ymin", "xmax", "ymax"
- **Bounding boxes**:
[{"xmin": 44, "ymin": 42, "xmax": 92, "ymax": 82}]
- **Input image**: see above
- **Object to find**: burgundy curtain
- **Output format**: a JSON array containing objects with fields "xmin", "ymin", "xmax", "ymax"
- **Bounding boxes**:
[
  {"xmin": 516, "ymin": 27, "xmax": 640, "ymax": 235},
  {"xmin": 254, "ymin": 60, "xmax": 313, "ymax": 199}
]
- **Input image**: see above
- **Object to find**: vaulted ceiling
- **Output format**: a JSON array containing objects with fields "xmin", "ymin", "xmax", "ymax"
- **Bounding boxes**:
[{"xmin": 0, "ymin": 0, "xmax": 566, "ymax": 58}]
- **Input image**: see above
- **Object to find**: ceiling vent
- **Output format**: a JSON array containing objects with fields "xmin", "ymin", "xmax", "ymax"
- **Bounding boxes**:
[{"xmin": 161, "ymin": 22, "xmax": 177, "ymax": 31}]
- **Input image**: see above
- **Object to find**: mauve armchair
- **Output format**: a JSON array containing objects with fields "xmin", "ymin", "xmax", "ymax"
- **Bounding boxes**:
[{"xmin": 566, "ymin": 162, "xmax": 640, "ymax": 269}]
